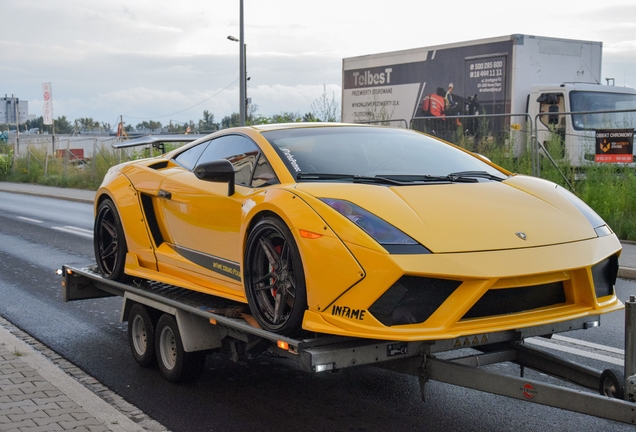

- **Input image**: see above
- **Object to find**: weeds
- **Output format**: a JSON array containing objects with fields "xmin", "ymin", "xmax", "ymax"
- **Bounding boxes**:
[
  {"xmin": 5, "ymin": 135, "xmax": 636, "ymax": 240},
  {"xmin": 450, "ymin": 127, "xmax": 636, "ymax": 241}
]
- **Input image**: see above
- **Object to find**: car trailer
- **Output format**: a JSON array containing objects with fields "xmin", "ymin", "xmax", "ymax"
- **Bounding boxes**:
[{"xmin": 61, "ymin": 264, "xmax": 636, "ymax": 425}]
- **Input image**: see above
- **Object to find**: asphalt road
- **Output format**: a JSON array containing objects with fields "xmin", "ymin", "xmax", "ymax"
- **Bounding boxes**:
[{"xmin": 0, "ymin": 191, "xmax": 634, "ymax": 431}]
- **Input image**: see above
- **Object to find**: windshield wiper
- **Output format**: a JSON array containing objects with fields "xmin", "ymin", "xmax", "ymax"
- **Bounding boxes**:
[
  {"xmin": 296, "ymin": 172, "xmax": 504, "ymax": 185},
  {"xmin": 375, "ymin": 174, "xmax": 476, "ymax": 183},
  {"xmin": 447, "ymin": 171, "xmax": 506, "ymax": 182},
  {"xmin": 296, "ymin": 173, "xmax": 406, "ymax": 185}
]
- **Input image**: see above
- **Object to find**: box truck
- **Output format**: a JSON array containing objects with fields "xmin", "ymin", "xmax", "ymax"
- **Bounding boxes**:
[{"xmin": 342, "ymin": 34, "xmax": 636, "ymax": 165}]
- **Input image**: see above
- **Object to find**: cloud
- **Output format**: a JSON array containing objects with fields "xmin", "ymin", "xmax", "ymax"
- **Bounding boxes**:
[{"xmin": 4, "ymin": 0, "xmax": 636, "ymax": 125}]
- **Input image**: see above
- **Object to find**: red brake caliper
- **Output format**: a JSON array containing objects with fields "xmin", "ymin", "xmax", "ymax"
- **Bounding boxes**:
[{"xmin": 270, "ymin": 245, "xmax": 283, "ymax": 297}]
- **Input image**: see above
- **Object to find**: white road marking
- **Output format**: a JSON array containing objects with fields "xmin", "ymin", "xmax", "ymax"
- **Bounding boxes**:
[
  {"xmin": 551, "ymin": 334, "xmax": 625, "ymax": 355},
  {"xmin": 526, "ymin": 337, "xmax": 623, "ymax": 366},
  {"xmin": 17, "ymin": 216, "xmax": 43, "ymax": 223},
  {"xmin": 52, "ymin": 226, "xmax": 93, "ymax": 239}
]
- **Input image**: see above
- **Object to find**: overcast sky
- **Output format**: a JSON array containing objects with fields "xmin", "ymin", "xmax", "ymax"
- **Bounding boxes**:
[{"xmin": 2, "ymin": 0, "xmax": 636, "ymax": 129}]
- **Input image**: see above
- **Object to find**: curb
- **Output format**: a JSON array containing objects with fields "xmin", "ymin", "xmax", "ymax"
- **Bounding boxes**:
[
  {"xmin": 619, "ymin": 266, "xmax": 636, "ymax": 281},
  {"xmin": 1, "ymin": 189, "xmax": 94, "ymax": 204}
]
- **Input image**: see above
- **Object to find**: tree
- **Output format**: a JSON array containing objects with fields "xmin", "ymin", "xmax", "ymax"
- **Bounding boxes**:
[
  {"xmin": 77, "ymin": 117, "xmax": 100, "ymax": 129},
  {"xmin": 302, "ymin": 112, "xmax": 318, "ymax": 122},
  {"xmin": 25, "ymin": 116, "xmax": 44, "ymax": 132},
  {"xmin": 198, "ymin": 110, "xmax": 218, "ymax": 132},
  {"xmin": 269, "ymin": 112, "xmax": 302, "ymax": 124},
  {"xmin": 311, "ymin": 85, "xmax": 340, "ymax": 122},
  {"xmin": 136, "ymin": 121, "xmax": 162, "ymax": 131},
  {"xmin": 221, "ymin": 113, "xmax": 240, "ymax": 129},
  {"xmin": 54, "ymin": 116, "xmax": 73, "ymax": 134}
]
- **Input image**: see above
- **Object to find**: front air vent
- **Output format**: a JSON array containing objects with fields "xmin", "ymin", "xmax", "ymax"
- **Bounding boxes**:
[
  {"xmin": 461, "ymin": 282, "xmax": 566, "ymax": 320},
  {"xmin": 369, "ymin": 276, "xmax": 461, "ymax": 326},
  {"xmin": 592, "ymin": 254, "xmax": 618, "ymax": 298}
]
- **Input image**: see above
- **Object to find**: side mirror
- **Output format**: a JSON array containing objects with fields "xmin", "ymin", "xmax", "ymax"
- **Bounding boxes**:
[
  {"xmin": 194, "ymin": 160, "xmax": 235, "ymax": 195},
  {"xmin": 548, "ymin": 104, "xmax": 560, "ymax": 125}
]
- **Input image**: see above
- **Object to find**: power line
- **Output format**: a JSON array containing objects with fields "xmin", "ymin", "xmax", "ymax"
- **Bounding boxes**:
[{"xmin": 123, "ymin": 79, "xmax": 239, "ymax": 121}]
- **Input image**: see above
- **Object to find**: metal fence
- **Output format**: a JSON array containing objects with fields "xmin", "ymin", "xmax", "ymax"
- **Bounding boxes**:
[
  {"xmin": 406, "ymin": 108, "xmax": 636, "ymax": 184},
  {"xmin": 2, "ymin": 135, "xmax": 145, "ymax": 177}
]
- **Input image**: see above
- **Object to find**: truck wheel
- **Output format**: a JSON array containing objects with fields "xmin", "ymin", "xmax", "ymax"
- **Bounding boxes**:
[
  {"xmin": 128, "ymin": 304, "xmax": 156, "ymax": 367},
  {"xmin": 155, "ymin": 314, "xmax": 206, "ymax": 382},
  {"xmin": 600, "ymin": 368, "xmax": 625, "ymax": 399},
  {"xmin": 94, "ymin": 198, "xmax": 128, "ymax": 281},
  {"xmin": 244, "ymin": 217, "xmax": 307, "ymax": 336}
]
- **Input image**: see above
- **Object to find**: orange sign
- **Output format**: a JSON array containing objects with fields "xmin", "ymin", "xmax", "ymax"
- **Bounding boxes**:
[{"xmin": 595, "ymin": 129, "xmax": 633, "ymax": 163}]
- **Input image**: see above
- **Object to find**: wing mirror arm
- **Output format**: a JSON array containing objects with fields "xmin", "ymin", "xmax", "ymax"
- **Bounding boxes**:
[{"xmin": 193, "ymin": 160, "xmax": 235, "ymax": 196}]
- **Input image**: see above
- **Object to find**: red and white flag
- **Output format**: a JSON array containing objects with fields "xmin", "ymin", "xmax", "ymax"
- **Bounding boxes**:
[{"xmin": 42, "ymin": 83, "xmax": 53, "ymax": 125}]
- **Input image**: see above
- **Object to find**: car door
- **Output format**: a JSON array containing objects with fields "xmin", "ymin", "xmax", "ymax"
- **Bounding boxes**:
[{"xmin": 156, "ymin": 134, "xmax": 276, "ymax": 288}]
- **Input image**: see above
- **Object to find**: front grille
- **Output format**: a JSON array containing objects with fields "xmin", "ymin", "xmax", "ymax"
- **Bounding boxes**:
[
  {"xmin": 592, "ymin": 254, "xmax": 618, "ymax": 298},
  {"xmin": 368, "ymin": 276, "xmax": 461, "ymax": 326},
  {"xmin": 461, "ymin": 281, "xmax": 566, "ymax": 320}
]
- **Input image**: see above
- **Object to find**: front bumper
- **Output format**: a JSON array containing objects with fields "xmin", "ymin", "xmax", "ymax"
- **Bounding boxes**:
[{"xmin": 302, "ymin": 234, "xmax": 623, "ymax": 341}]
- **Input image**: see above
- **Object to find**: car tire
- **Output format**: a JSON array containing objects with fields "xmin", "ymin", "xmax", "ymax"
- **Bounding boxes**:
[
  {"xmin": 244, "ymin": 216, "xmax": 307, "ymax": 336},
  {"xmin": 155, "ymin": 314, "xmax": 206, "ymax": 382},
  {"xmin": 128, "ymin": 303, "xmax": 157, "ymax": 367},
  {"xmin": 94, "ymin": 198, "xmax": 129, "ymax": 281}
]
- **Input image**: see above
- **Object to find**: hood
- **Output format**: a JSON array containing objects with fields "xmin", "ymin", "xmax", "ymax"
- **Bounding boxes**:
[{"xmin": 296, "ymin": 176, "xmax": 598, "ymax": 253}]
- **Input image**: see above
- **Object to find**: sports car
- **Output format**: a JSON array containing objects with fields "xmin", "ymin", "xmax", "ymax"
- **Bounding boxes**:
[{"xmin": 94, "ymin": 123, "xmax": 623, "ymax": 341}]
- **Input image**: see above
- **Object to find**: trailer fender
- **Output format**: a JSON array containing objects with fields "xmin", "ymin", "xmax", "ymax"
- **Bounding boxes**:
[{"xmin": 121, "ymin": 293, "xmax": 224, "ymax": 352}]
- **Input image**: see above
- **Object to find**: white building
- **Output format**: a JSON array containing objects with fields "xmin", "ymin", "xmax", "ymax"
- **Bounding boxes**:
[{"xmin": 1, "ymin": 95, "xmax": 36, "ymax": 125}]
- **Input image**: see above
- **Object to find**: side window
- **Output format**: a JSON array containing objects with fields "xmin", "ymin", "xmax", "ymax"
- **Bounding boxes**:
[
  {"xmin": 173, "ymin": 141, "xmax": 210, "ymax": 170},
  {"xmin": 252, "ymin": 154, "xmax": 278, "ymax": 187},
  {"xmin": 537, "ymin": 93, "xmax": 565, "ymax": 129},
  {"xmin": 196, "ymin": 135, "xmax": 277, "ymax": 187}
]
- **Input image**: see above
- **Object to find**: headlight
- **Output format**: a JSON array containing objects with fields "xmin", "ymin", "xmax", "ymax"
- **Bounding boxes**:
[
  {"xmin": 320, "ymin": 198, "xmax": 430, "ymax": 254},
  {"xmin": 556, "ymin": 186, "xmax": 612, "ymax": 237}
]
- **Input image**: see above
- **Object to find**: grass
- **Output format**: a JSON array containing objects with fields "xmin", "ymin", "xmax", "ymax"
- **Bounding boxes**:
[
  {"xmin": 1, "ymin": 137, "xmax": 635, "ymax": 240},
  {"xmin": 452, "ymin": 127, "xmax": 636, "ymax": 241}
]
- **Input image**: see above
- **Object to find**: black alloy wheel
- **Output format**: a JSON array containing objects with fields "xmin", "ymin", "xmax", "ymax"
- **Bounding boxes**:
[
  {"xmin": 244, "ymin": 217, "xmax": 307, "ymax": 335},
  {"xmin": 94, "ymin": 199, "xmax": 129, "ymax": 281}
]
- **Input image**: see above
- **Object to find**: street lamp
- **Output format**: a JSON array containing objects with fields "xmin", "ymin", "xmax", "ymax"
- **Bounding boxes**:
[{"xmin": 228, "ymin": 0, "xmax": 246, "ymax": 126}]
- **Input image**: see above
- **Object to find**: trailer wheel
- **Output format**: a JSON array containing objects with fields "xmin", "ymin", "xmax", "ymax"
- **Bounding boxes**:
[
  {"xmin": 155, "ymin": 314, "xmax": 206, "ymax": 382},
  {"xmin": 128, "ymin": 304, "xmax": 156, "ymax": 367},
  {"xmin": 94, "ymin": 198, "xmax": 128, "ymax": 281},
  {"xmin": 244, "ymin": 217, "xmax": 307, "ymax": 336},
  {"xmin": 600, "ymin": 368, "xmax": 625, "ymax": 399}
]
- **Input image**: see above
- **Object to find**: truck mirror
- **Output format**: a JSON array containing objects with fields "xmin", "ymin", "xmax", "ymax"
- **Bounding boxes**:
[{"xmin": 548, "ymin": 104, "xmax": 560, "ymax": 125}]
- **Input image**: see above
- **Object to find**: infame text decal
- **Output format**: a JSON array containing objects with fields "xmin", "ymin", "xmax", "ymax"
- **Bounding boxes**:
[{"xmin": 332, "ymin": 305, "xmax": 366, "ymax": 320}]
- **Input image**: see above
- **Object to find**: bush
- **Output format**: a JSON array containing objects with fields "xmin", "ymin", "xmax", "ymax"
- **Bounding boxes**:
[
  {"xmin": 0, "ymin": 150, "xmax": 13, "ymax": 180},
  {"xmin": 4, "ymin": 137, "xmax": 636, "ymax": 241}
]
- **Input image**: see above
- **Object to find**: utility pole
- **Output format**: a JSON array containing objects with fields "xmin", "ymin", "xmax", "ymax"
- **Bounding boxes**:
[
  {"xmin": 239, "ymin": 0, "xmax": 246, "ymax": 126},
  {"xmin": 13, "ymin": 95, "xmax": 19, "ymax": 154}
]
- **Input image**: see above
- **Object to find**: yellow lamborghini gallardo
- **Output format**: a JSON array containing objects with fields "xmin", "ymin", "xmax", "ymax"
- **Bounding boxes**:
[{"xmin": 94, "ymin": 123, "xmax": 622, "ymax": 340}]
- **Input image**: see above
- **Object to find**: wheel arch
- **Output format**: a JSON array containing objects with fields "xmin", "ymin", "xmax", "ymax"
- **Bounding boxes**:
[
  {"xmin": 240, "ymin": 190, "xmax": 365, "ymax": 313},
  {"xmin": 95, "ymin": 174, "xmax": 157, "ymax": 271}
]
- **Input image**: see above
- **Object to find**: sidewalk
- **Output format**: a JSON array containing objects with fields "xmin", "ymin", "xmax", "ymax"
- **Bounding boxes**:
[{"xmin": 0, "ymin": 317, "xmax": 166, "ymax": 432}]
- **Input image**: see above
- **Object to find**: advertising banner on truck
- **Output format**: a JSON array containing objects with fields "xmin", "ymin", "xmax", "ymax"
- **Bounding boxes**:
[
  {"xmin": 342, "ymin": 40, "xmax": 513, "ymax": 124},
  {"xmin": 595, "ymin": 129, "xmax": 634, "ymax": 163}
]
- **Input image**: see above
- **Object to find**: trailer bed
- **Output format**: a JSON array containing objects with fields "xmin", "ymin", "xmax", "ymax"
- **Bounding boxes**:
[{"xmin": 61, "ymin": 264, "xmax": 636, "ymax": 425}]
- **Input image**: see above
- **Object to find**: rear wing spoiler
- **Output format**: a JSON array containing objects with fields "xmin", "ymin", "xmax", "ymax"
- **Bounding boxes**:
[{"xmin": 112, "ymin": 134, "xmax": 208, "ymax": 149}]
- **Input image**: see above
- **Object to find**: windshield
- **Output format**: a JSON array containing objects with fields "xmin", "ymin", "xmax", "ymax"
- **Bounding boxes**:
[
  {"xmin": 262, "ymin": 126, "xmax": 506, "ymax": 181},
  {"xmin": 570, "ymin": 91, "xmax": 636, "ymax": 131}
]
